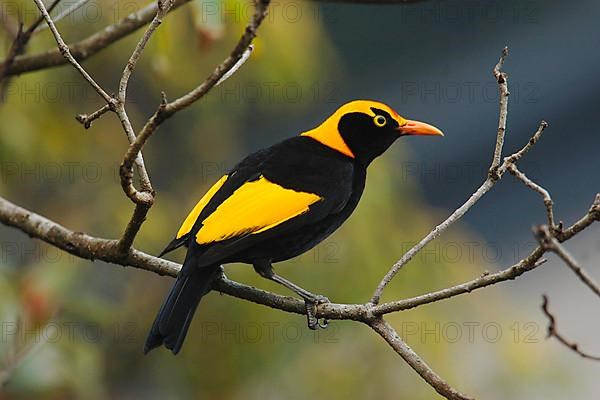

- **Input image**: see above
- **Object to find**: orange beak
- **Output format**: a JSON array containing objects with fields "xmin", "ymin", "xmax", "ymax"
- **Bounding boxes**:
[{"xmin": 398, "ymin": 120, "xmax": 444, "ymax": 136}]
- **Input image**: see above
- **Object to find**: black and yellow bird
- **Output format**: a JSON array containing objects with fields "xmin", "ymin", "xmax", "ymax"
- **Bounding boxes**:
[{"xmin": 144, "ymin": 100, "xmax": 443, "ymax": 354}]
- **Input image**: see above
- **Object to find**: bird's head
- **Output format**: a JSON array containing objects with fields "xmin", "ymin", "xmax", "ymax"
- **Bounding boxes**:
[{"xmin": 301, "ymin": 100, "xmax": 443, "ymax": 166}]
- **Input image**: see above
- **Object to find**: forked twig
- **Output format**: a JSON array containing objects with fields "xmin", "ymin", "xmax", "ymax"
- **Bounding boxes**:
[{"xmin": 541, "ymin": 295, "xmax": 600, "ymax": 361}]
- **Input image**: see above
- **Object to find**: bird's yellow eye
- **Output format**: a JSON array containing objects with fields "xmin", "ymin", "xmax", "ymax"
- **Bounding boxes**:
[{"xmin": 373, "ymin": 115, "xmax": 387, "ymax": 127}]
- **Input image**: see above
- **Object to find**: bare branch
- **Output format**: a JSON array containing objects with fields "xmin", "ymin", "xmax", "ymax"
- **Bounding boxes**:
[
  {"xmin": 64, "ymin": 0, "xmax": 170, "ymax": 257},
  {"xmin": 32, "ymin": 0, "xmax": 160, "ymax": 211},
  {"xmin": 0, "ymin": 195, "xmax": 325, "ymax": 318},
  {"xmin": 370, "ymin": 318, "xmax": 474, "ymax": 400},
  {"xmin": 2, "ymin": 0, "xmax": 418, "ymax": 78},
  {"xmin": 373, "ymin": 194, "xmax": 599, "ymax": 315},
  {"xmin": 541, "ymin": 295, "xmax": 600, "ymax": 361},
  {"xmin": 118, "ymin": 0, "xmax": 173, "ymax": 104},
  {"xmin": 1, "ymin": 156, "xmax": 598, "ymax": 400},
  {"xmin": 3, "ymin": 0, "xmax": 195, "ymax": 77},
  {"xmin": 507, "ymin": 163, "xmax": 556, "ymax": 230},
  {"xmin": 75, "ymin": 104, "xmax": 112, "ymax": 129},
  {"xmin": 34, "ymin": 0, "xmax": 92, "ymax": 32},
  {"xmin": 114, "ymin": 0, "xmax": 269, "ymax": 255},
  {"xmin": 30, "ymin": 0, "xmax": 114, "ymax": 105},
  {"xmin": 535, "ymin": 224, "xmax": 600, "ymax": 297},
  {"xmin": 114, "ymin": 0, "xmax": 176, "ymax": 199},
  {"xmin": 2, "ymin": 190, "xmax": 598, "ymax": 325},
  {"xmin": 216, "ymin": 44, "xmax": 254, "ymax": 86},
  {"xmin": 371, "ymin": 77, "xmax": 550, "ymax": 305},
  {"xmin": 24, "ymin": 0, "xmax": 63, "ymax": 32},
  {"xmin": 163, "ymin": 0, "xmax": 270, "ymax": 113},
  {"xmin": 116, "ymin": 200, "xmax": 155, "ymax": 255},
  {"xmin": 0, "ymin": 195, "xmax": 177, "ymax": 274},
  {"xmin": 373, "ymin": 255, "xmax": 546, "ymax": 315},
  {"xmin": 371, "ymin": 48, "xmax": 535, "ymax": 304},
  {"xmin": 123, "ymin": 0, "xmax": 269, "ymax": 159},
  {"xmin": 489, "ymin": 46, "xmax": 509, "ymax": 173},
  {"xmin": 111, "ymin": 0, "xmax": 175, "ymax": 255},
  {"xmin": 371, "ymin": 175, "xmax": 497, "ymax": 304},
  {"xmin": 0, "ymin": 0, "xmax": 62, "ymax": 97},
  {"xmin": 504, "ymin": 120, "xmax": 548, "ymax": 165},
  {"xmin": 2, "ymin": 20, "xmax": 598, "ymax": 398}
]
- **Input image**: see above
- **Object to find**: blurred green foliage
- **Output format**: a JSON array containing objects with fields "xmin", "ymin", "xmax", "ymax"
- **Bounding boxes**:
[{"xmin": 0, "ymin": 0, "xmax": 569, "ymax": 399}]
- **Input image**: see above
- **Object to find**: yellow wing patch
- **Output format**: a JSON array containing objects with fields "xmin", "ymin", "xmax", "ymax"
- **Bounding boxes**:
[
  {"xmin": 176, "ymin": 175, "xmax": 229, "ymax": 239},
  {"xmin": 195, "ymin": 176, "xmax": 322, "ymax": 245}
]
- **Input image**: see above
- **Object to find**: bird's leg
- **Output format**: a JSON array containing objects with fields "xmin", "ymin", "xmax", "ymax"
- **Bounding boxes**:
[{"xmin": 253, "ymin": 260, "xmax": 329, "ymax": 330}]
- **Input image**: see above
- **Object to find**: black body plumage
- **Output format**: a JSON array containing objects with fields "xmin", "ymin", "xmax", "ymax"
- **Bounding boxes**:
[
  {"xmin": 145, "ymin": 136, "xmax": 364, "ymax": 354},
  {"xmin": 144, "ymin": 100, "xmax": 442, "ymax": 354}
]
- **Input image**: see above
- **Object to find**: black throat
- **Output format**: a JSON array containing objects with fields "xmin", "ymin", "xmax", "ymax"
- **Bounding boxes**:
[{"xmin": 338, "ymin": 113, "xmax": 399, "ymax": 167}]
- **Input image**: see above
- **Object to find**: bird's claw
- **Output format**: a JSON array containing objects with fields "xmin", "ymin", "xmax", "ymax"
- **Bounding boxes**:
[{"xmin": 305, "ymin": 295, "xmax": 330, "ymax": 330}]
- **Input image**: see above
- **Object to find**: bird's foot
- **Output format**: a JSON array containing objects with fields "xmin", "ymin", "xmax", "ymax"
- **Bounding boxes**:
[{"xmin": 305, "ymin": 295, "xmax": 330, "ymax": 330}]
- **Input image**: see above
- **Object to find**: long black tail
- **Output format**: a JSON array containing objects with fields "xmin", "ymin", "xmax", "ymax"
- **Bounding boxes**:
[{"xmin": 144, "ymin": 258, "xmax": 220, "ymax": 355}]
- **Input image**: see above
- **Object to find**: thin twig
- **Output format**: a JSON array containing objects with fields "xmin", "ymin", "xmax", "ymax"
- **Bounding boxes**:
[
  {"xmin": 2, "ymin": 27, "xmax": 599, "ymax": 399},
  {"xmin": 116, "ymin": 194, "xmax": 155, "ymax": 255},
  {"xmin": 371, "ymin": 177, "xmax": 496, "ymax": 304},
  {"xmin": 370, "ymin": 318, "xmax": 474, "ymax": 400},
  {"xmin": 507, "ymin": 163, "xmax": 556, "ymax": 230},
  {"xmin": 116, "ymin": 0, "xmax": 270, "ymax": 252},
  {"xmin": 215, "ymin": 44, "xmax": 254, "ymax": 86},
  {"xmin": 118, "ymin": 0, "xmax": 173, "ymax": 103},
  {"xmin": 34, "ymin": 0, "xmax": 92, "ymax": 32},
  {"xmin": 114, "ymin": 0, "xmax": 175, "ymax": 193},
  {"xmin": 373, "ymin": 255, "xmax": 546, "ymax": 316},
  {"xmin": 115, "ymin": 0, "xmax": 176, "ymax": 196},
  {"xmin": 373, "ymin": 195, "xmax": 598, "ymax": 315},
  {"xmin": 0, "ymin": 187, "xmax": 598, "ymax": 400},
  {"xmin": 75, "ymin": 104, "xmax": 111, "ymax": 128},
  {"xmin": 111, "ymin": 0, "xmax": 177, "ymax": 256},
  {"xmin": 541, "ymin": 295, "xmax": 600, "ymax": 361},
  {"xmin": 504, "ymin": 121, "xmax": 548, "ymax": 165},
  {"xmin": 2, "ymin": 192, "xmax": 598, "ymax": 323},
  {"xmin": 371, "ymin": 47, "xmax": 516, "ymax": 304},
  {"xmin": 164, "ymin": 0, "xmax": 270, "ymax": 113},
  {"xmin": 371, "ymin": 119, "xmax": 547, "ymax": 304},
  {"xmin": 0, "ymin": 0, "xmax": 62, "ymax": 98},
  {"xmin": 30, "ymin": 0, "xmax": 114, "ymax": 105},
  {"xmin": 0, "ymin": 0, "xmax": 429, "ymax": 78},
  {"xmin": 2, "ymin": 0, "xmax": 195, "ymax": 77},
  {"xmin": 26, "ymin": 0, "xmax": 63, "ymax": 33},
  {"xmin": 69, "ymin": 0, "xmax": 171, "ymax": 259},
  {"xmin": 489, "ymin": 46, "xmax": 509, "ymax": 174},
  {"xmin": 535, "ymin": 224, "xmax": 600, "ymax": 297}
]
